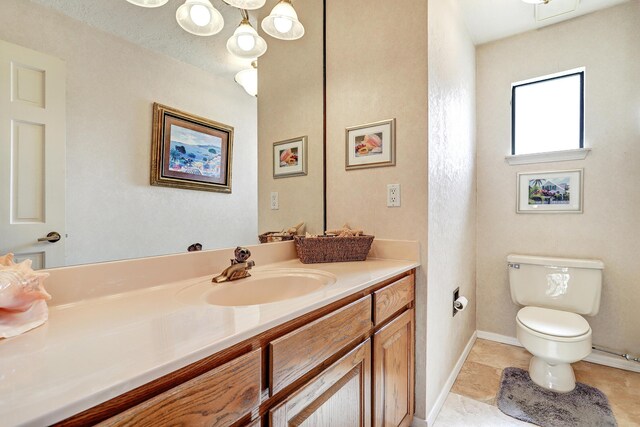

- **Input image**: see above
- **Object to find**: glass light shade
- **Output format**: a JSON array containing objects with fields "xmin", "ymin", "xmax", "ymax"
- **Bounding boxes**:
[
  {"xmin": 261, "ymin": 0, "xmax": 305, "ymax": 40},
  {"xmin": 223, "ymin": 0, "xmax": 267, "ymax": 11},
  {"xmin": 176, "ymin": 0, "xmax": 224, "ymax": 36},
  {"xmin": 235, "ymin": 66, "xmax": 258, "ymax": 97},
  {"xmin": 227, "ymin": 21, "xmax": 267, "ymax": 59},
  {"xmin": 126, "ymin": 0, "xmax": 169, "ymax": 7}
]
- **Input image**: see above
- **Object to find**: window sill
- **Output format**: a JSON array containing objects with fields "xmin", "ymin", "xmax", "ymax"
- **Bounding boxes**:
[{"xmin": 505, "ymin": 148, "xmax": 591, "ymax": 166}]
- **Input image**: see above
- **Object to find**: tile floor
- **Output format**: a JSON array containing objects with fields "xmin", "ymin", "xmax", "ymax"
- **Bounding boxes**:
[
  {"xmin": 434, "ymin": 393, "xmax": 531, "ymax": 426},
  {"xmin": 434, "ymin": 338, "xmax": 640, "ymax": 426}
]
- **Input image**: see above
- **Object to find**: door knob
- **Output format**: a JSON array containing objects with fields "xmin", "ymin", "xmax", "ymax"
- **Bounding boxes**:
[{"xmin": 37, "ymin": 231, "xmax": 61, "ymax": 243}]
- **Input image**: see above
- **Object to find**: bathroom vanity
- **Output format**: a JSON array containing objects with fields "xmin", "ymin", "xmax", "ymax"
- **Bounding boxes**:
[{"xmin": 0, "ymin": 240, "xmax": 419, "ymax": 427}]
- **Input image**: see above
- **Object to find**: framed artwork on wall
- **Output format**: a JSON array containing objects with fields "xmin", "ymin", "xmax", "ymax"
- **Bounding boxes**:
[
  {"xmin": 150, "ymin": 103, "xmax": 233, "ymax": 193},
  {"xmin": 345, "ymin": 118, "xmax": 396, "ymax": 170},
  {"xmin": 273, "ymin": 136, "xmax": 308, "ymax": 178},
  {"xmin": 516, "ymin": 169, "xmax": 583, "ymax": 213}
]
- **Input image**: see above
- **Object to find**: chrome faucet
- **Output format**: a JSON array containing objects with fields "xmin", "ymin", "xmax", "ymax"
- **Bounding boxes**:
[{"xmin": 212, "ymin": 247, "xmax": 256, "ymax": 283}]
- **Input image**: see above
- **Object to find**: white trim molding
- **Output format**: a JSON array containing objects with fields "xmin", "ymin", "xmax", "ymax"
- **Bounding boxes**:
[
  {"xmin": 421, "ymin": 331, "xmax": 478, "ymax": 427},
  {"xmin": 411, "ymin": 415, "xmax": 428, "ymax": 427},
  {"xmin": 477, "ymin": 330, "xmax": 640, "ymax": 373},
  {"xmin": 505, "ymin": 148, "xmax": 591, "ymax": 165}
]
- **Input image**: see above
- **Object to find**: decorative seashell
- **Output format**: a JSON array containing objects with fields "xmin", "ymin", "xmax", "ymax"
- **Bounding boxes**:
[
  {"xmin": 0, "ymin": 253, "xmax": 15, "ymax": 267},
  {"xmin": 364, "ymin": 134, "xmax": 382, "ymax": 148},
  {"xmin": 0, "ymin": 254, "xmax": 51, "ymax": 339},
  {"xmin": 280, "ymin": 148, "xmax": 291, "ymax": 162}
]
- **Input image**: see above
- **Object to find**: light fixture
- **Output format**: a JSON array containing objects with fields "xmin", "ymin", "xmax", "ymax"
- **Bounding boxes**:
[
  {"xmin": 261, "ymin": 0, "xmax": 305, "ymax": 41},
  {"xmin": 126, "ymin": 0, "xmax": 169, "ymax": 7},
  {"xmin": 224, "ymin": 0, "xmax": 267, "ymax": 11},
  {"xmin": 235, "ymin": 61, "xmax": 258, "ymax": 97},
  {"xmin": 227, "ymin": 11, "xmax": 267, "ymax": 59},
  {"xmin": 522, "ymin": 0, "xmax": 551, "ymax": 4},
  {"xmin": 126, "ymin": 0, "xmax": 304, "ymax": 90},
  {"xmin": 176, "ymin": 0, "xmax": 224, "ymax": 36}
]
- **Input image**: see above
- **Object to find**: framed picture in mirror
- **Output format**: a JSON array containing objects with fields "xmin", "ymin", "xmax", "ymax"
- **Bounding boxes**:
[
  {"xmin": 345, "ymin": 118, "xmax": 396, "ymax": 170},
  {"xmin": 151, "ymin": 103, "xmax": 233, "ymax": 193},
  {"xmin": 273, "ymin": 136, "xmax": 308, "ymax": 178}
]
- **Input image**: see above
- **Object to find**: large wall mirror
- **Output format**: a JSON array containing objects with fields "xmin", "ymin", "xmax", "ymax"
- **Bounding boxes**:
[{"xmin": 0, "ymin": 0, "xmax": 325, "ymax": 269}]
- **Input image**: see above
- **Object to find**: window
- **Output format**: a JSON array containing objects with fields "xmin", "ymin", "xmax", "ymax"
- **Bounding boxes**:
[{"xmin": 511, "ymin": 69, "xmax": 584, "ymax": 156}]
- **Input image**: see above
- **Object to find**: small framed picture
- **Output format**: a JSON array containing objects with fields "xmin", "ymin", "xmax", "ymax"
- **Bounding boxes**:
[
  {"xmin": 273, "ymin": 136, "xmax": 308, "ymax": 178},
  {"xmin": 517, "ymin": 169, "xmax": 583, "ymax": 213},
  {"xmin": 151, "ymin": 103, "xmax": 233, "ymax": 193},
  {"xmin": 345, "ymin": 118, "xmax": 396, "ymax": 170}
]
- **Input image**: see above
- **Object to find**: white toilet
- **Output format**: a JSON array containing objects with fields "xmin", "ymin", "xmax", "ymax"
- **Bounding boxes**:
[{"xmin": 507, "ymin": 254, "xmax": 604, "ymax": 393}]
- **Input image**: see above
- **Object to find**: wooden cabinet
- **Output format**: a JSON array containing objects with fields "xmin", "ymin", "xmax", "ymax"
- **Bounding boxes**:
[
  {"xmin": 59, "ymin": 271, "xmax": 415, "ymax": 427},
  {"xmin": 99, "ymin": 349, "xmax": 262, "ymax": 427},
  {"xmin": 373, "ymin": 275, "xmax": 414, "ymax": 326},
  {"xmin": 373, "ymin": 309, "xmax": 415, "ymax": 427},
  {"xmin": 270, "ymin": 296, "xmax": 372, "ymax": 395},
  {"xmin": 270, "ymin": 340, "xmax": 372, "ymax": 427}
]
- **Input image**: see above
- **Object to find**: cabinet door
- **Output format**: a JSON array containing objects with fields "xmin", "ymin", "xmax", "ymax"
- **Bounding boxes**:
[
  {"xmin": 270, "ymin": 340, "xmax": 371, "ymax": 427},
  {"xmin": 373, "ymin": 309, "xmax": 414, "ymax": 427}
]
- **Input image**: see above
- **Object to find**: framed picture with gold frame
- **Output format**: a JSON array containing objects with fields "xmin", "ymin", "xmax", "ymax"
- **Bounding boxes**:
[
  {"xmin": 345, "ymin": 118, "xmax": 396, "ymax": 170},
  {"xmin": 150, "ymin": 103, "xmax": 233, "ymax": 193}
]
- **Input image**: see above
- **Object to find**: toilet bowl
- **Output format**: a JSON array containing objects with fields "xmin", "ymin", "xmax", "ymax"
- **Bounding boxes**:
[
  {"xmin": 516, "ymin": 306, "xmax": 592, "ymax": 392},
  {"xmin": 508, "ymin": 254, "xmax": 604, "ymax": 392}
]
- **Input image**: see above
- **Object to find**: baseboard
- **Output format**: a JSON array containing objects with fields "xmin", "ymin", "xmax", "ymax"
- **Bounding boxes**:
[
  {"xmin": 476, "ymin": 330, "xmax": 520, "ymax": 347},
  {"xmin": 477, "ymin": 330, "xmax": 640, "ymax": 373},
  {"xmin": 411, "ymin": 416, "xmax": 428, "ymax": 427},
  {"xmin": 586, "ymin": 349, "xmax": 640, "ymax": 373},
  {"xmin": 422, "ymin": 331, "xmax": 478, "ymax": 427}
]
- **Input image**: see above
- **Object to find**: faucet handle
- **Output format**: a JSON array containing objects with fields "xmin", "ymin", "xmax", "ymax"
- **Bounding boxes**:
[{"xmin": 234, "ymin": 246, "xmax": 252, "ymax": 263}]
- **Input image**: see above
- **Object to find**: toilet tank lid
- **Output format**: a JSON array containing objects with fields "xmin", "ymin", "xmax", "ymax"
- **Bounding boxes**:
[
  {"xmin": 507, "ymin": 254, "xmax": 604, "ymax": 270},
  {"xmin": 517, "ymin": 307, "xmax": 591, "ymax": 337}
]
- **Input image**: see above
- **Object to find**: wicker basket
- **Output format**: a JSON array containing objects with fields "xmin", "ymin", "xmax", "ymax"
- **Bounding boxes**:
[
  {"xmin": 259, "ymin": 232, "xmax": 295, "ymax": 244},
  {"xmin": 294, "ymin": 235, "xmax": 375, "ymax": 264}
]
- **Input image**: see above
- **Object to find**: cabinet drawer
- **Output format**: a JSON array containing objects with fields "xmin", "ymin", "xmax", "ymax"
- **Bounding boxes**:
[
  {"xmin": 100, "ymin": 349, "xmax": 262, "ymax": 427},
  {"xmin": 373, "ymin": 275, "xmax": 414, "ymax": 325},
  {"xmin": 270, "ymin": 296, "xmax": 372, "ymax": 395}
]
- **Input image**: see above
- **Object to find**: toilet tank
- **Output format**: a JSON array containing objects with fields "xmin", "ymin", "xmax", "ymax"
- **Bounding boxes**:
[{"xmin": 507, "ymin": 254, "xmax": 604, "ymax": 316}]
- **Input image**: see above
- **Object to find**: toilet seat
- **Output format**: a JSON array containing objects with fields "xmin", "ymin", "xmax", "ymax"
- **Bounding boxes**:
[{"xmin": 516, "ymin": 306, "xmax": 590, "ymax": 338}]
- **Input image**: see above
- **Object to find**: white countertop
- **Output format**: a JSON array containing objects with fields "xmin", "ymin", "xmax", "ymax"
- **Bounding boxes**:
[{"xmin": 0, "ymin": 257, "xmax": 418, "ymax": 426}]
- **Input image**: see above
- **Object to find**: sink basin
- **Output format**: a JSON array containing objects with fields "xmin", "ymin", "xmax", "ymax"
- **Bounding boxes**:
[{"xmin": 177, "ymin": 268, "xmax": 337, "ymax": 307}]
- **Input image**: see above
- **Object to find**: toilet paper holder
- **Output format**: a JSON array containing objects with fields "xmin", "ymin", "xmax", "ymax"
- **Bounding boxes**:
[
  {"xmin": 452, "ymin": 287, "xmax": 468, "ymax": 316},
  {"xmin": 453, "ymin": 287, "xmax": 460, "ymax": 316}
]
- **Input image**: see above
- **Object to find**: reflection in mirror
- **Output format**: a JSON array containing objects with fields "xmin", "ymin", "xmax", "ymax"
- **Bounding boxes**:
[
  {"xmin": 258, "ymin": 0, "xmax": 324, "ymax": 239},
  {"xmin": 0, "ymin": 0, "xmax": 324, "ymax": 269}
]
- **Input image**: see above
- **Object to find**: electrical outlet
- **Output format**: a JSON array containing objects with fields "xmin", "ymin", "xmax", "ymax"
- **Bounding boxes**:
[
  {"xmin": 270, "ymin": 192, "xmax": 279, "ymax": 210},
  {"xmin": 453, "ymin": 287, "xmax": 460, "ymax": 317},
  {"xmin": 387, "ymin": 184, "xmax": 401, "ymax": 207}
]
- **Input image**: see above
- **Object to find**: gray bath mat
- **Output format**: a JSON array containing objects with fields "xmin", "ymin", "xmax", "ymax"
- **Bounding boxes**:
[{"xmin": 497, "ymin": 367, "xmax": 617, "ymax": 427}]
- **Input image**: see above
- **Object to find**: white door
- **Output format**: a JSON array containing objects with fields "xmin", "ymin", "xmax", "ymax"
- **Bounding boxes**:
[{"xmin": 0, "ymin": 40, "xmax": 66, "ymax": 269}]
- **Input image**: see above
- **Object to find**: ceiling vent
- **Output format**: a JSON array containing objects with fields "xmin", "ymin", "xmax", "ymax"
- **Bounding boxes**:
[{"xmin": 536, "ymin": 0, "xmax": 580, "ymax": 21}]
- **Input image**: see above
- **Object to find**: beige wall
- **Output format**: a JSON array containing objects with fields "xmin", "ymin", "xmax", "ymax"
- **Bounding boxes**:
[
  {"xmin": 476, "ymin": 2, "xmax": 640, "ymax": 354},
  {"xmin": 0, "ymin": 0, "xmax": 258, "ymax": 266},
  {"xmin": 325, "ymin": 0, "xmax": 430, "ymax": 419},
  {"xmin": 427, "ymin": 0, "xmax": 477, "ymax": 418},
  {"xmin": 257, "ymin": 0, "xmax": 324, "ymax": 236}
]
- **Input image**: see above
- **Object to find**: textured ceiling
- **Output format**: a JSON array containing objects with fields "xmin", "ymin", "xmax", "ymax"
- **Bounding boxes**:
[
  {"xmin": 457, "ymin": 0, "xmax": 629, "ymax": 45},
  {"xmin": 29, "ymin": 0, "xmax": 629, "ymax": 76},
  {"xmin": 28, "ymin": 0, "xmax": 278, "ymax": 79}
]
